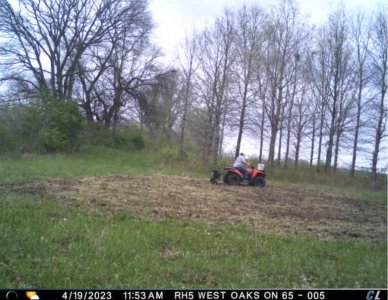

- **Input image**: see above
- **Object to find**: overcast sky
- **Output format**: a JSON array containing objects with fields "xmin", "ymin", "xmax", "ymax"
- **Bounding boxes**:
[{"xmin": 149, "ymin": 0, "xmax": 385, "ymax": 65}]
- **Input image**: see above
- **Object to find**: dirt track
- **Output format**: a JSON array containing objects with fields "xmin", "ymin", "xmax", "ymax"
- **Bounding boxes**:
[{"xmin": 5, "ymin": 174, "xmax": 387, "ymax": 240}]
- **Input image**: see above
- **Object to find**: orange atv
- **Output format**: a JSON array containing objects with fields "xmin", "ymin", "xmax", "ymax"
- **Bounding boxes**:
[{"xmin": 210, "ymin": 164, "xmax": 266, "ymax": 187}]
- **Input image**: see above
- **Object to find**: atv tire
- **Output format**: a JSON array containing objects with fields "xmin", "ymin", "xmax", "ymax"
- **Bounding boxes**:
[
  {"xmin": 252, "ymin": 176, "xmax": 265, "ymax": 187},
  {"xmin": 225, "ymin": 173, "xmax": 241, "ymax": 185}
]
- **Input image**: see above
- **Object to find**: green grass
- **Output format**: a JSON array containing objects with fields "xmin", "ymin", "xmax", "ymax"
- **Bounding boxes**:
[
  {"xmin": 270, "ymin": 164, "xmax": 386, "ymax": 187},
  {"xmin": 1, "ymin": 193, "xmax": 386, "ymax": 288},
  {"xmin": 0, "ymin": 147, "xmax": 155, "ymax": 183},
  {"xmin": 0, "ymin": 146, "xmax": 206, "ymax": 184},
  {"xmin": 267, "ymin": 165, "xmax": 387, "ymax": 204},
  {"xmin": 0, "ymin": 146, "xmax": 387, "ymax": 287}
]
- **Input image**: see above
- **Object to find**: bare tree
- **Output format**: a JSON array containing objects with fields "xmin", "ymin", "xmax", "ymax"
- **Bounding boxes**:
[
  {"xmin": 177, "ymin": 32, "xmax": 199, "ymax": 158},
  {"xmin": 284, "ymin": 51, "xmax": 302, "ymax": 167},
  {"xmin": 196, "ymin": 10, "xmax": 235, "ymax": 167},
  {"xmin": 321, "ymin": 8, "xmax": 354, "ymax": 172},
  {"xmin": 252, "ymin": 71, "xmax": 269, "ymax": 163},
  {"xmin": 290, "ymin": 67, "xmax": 311, "ymax": 167},
  {"xmin": 0, "ymin": 0, "xmax": 150, "ymax": 102},
  {"xmin": 261, "ymin": 0, "xmax": 299, "ymax": 171},
  {"xmin": 306, "ymin": 45, "xmax": 327, "ymax": 170},
  {"xmin": 232, "ymin": 5, "xmax": 264, "ymax": 158},
  {"xmin": 349, "ymin": 11, "xmax": 371, "ymax": 176},
  {"xmin": 76, "ymin": 30, "xmax": 158, "ymax": 127},
  {"xmin": 308, "ymin": 30, "xmax": 331, "ymax": 172},
  {"xmin": 369, "ymin": 7, "xmax": 387, "ymax": 189}
]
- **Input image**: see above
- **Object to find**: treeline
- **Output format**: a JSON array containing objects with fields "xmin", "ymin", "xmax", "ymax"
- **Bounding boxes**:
[
  {"xmin": 0, "ymin": 0, "xmax": 386, "ymax": 187},
  {"xmin": 176, "ymin": 2, "xmax": 387, "ymax": 186}
]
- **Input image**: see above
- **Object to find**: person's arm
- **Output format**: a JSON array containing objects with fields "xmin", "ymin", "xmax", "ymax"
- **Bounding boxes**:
[{"xmin": 243, "ymin": 158, "xmax": 251, "ymax": 167}]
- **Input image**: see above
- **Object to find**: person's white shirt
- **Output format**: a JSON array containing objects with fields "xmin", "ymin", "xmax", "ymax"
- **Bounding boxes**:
[{"xmin": 233, "ymin": 154, "xmax": 248, "ymax": 168}]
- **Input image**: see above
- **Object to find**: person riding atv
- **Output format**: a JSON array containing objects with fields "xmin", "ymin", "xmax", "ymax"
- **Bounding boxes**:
[
  {"xmin": 233, "ymin": 152, "xmax": 251, "ymax": 182},
  {"xmin": 210, "ymin": 152, "xmax": 266, "ymax": 187}
]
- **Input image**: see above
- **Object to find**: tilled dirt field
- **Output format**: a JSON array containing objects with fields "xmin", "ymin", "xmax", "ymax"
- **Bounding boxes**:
[{"xmin": 4, "ymin": 174, "xmax": 387, "ymax": 240}]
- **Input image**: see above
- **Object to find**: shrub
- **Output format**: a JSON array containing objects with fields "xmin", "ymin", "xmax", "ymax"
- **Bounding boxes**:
[
  {"xmin": 40, "ymin": 99, "xmax": 83, "ymax": 152},
  {"xmin": 0, "ymin": 96, "xmax": 83, "ymax": 154},
  {"xmin": 0, "ymin": 127, "xmax": 15, "ymax": 153},
  {"xmin": 80, "ymin": 123, "xmax": 146, "ymax": 151},
  {"xmin": 0, "ymin": 105, "xmax": 43, "ymax": 154},
  {"xmin": 130, "ymin": 132, "xmax": 146, "ymax": 150},
  {"xmin": 160, "ymin": 145, "xmax": 177, "ymax": 162},
  {"xmin": 41, "ymin": 127, "xmax": 68, "ymax": 152}
]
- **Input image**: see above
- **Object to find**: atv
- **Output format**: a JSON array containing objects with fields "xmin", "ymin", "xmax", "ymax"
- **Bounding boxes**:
[{"xmin": 210, "ymin": 164, "xmax": 266, "ymax": 187}]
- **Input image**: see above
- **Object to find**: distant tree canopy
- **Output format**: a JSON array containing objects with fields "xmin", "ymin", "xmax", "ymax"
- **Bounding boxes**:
[{"xmin": 0, "ymin": 0, "xmax": 387, "ymax": 187}]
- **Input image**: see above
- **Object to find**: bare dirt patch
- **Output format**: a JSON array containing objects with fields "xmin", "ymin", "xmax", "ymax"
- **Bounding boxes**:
[{"xmin": 4, "ymin": 174, "xmax": 387, "ymax": 240}]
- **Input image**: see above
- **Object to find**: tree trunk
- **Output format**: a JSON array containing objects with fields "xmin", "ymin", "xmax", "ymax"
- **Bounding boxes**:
[
  {"xmin": 259, "ymin": 104, "xmax": 265, "ymax": 162},
  {"xmin": 277, "ymin": 115, "xmax": 283, "ymax": 166},
  {"xmin": 219, "ymin": 110, "xmax": 227, "ymax": 157},
  {"xmin": 179, "ymin": 78, "xmax": 192, "ymax": 159},
  {"xmin": 325, "ymin": 79, "xmax": 338, "ymax": 173},
  {"xmin": 370, "ymin": 91, "xmax": 386, "ymax": 189},
  {"xmin": 202, "ymin": 111, "xmax": 214, "ymax": 166},
  {"xmin": 316, "ymin": 104, "xmax": 325, "ymax": 172},
  {"xmin": 350, "ymin": 84, "xmax": 362, "ymax": 176},
  {"xmin": 333, "ymin": 130, "xmax": 341, "ymax": 172},
  {"xmin": 294, "ymin": 130, "xmax": 301, "ymax": 167},
  {"xmin": 235, "ymin": 88, "xmax": 248, "ymax": 158},
  {"xmin": 268, "ymin": 125, "xmax": 278, "ymax": 171},
  {"xmin": 310, "ymin": 116, "xmax": 316, "ymax": 168}
]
